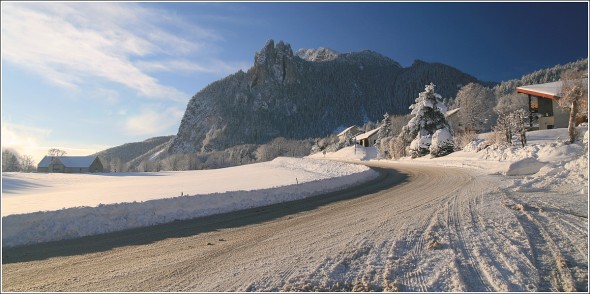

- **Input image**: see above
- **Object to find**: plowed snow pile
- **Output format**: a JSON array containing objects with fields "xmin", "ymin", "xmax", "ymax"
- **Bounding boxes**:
[{"xmin": 2, "ymin": 158, "xmax": 378, "ymax": 247}]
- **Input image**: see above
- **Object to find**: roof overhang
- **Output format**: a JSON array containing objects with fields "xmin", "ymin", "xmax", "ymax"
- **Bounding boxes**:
[{"xmin": 516, "ymin": 80, "xmax": 562, "ymax": 100}]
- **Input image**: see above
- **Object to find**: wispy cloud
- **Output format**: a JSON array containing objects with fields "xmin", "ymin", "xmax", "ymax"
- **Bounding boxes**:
[
  {"xmin": 124, "ymin": 106, "xmax": 185, "ymax": 136},
  {"xmin": 136, "ymin": 59, "xmax": 250, "ymax": 75},
  {"xmin": 1, "ymin": 2, "xmax": 227, "ymax": 101}
]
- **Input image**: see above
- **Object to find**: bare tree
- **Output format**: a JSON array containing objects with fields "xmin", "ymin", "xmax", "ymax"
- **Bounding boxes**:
[
  {"xmin": 137, "ymin": 159, "xmax": 150, "ymax": 172},
  {"xmin": 455, "ymin": 83, "xmax": 496, "ymax": 133},
  {"xmin": 48, "ymin": 148, "xmax": 67, "ymax": 157},
  {"xmin": 493, "ymin": 109, "xmax": 529, "ymax": 147},
  {"xmin": 558, "ymin": 69, "xmax": 588, "ymax": 143},
  {"xmin": 111, "ymin": 157, "xmax": 125, "ymax": 172},
  {"xmin": 20, "ymin": 155, "xmax": 36, "ymax": 172},
  {"xmin": 163, "ymin": 154, "xmax": 189, "ymax": 171},
  {"xmin": 495, "ymin": 92, "xmax": 529, "ymax": 115},
  {"xmin": 2, "ymin": 149, "xmax": 21, "ymax": 172}
]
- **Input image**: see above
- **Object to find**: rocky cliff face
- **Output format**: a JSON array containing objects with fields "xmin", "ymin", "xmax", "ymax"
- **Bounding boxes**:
[{"xmin": 169, "ymin": 39, "xmax": 486, "ymax": 154}]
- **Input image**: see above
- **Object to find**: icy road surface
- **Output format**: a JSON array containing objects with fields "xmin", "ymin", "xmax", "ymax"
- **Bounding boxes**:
[{"xmin": 2, "ymin": 161, "xmax": 587, "ymax": 292}]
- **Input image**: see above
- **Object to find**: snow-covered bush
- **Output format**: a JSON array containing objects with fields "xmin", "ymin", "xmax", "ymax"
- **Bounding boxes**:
[
  {"xmin": 453, "ymin": 130, "xmax": 478, "ymax": 151},
  {"xmin": 430, "ymin": 127, "xmax": 454, "ymax": 157},
  {"xmin": 409, "ymin": 133, "xmax": 432, "ymax": 158}
]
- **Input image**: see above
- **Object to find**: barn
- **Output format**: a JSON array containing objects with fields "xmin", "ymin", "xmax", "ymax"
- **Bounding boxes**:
[{"xmin": 37, "ymin": 156, "xmax": 104, "ymax": 173}]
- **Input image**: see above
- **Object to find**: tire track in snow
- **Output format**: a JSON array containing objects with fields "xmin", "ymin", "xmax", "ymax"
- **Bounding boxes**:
[
  {"xmin": 505, "ymin": 196, "xmax": 579, "ymax": 292},
  {"xmin": 445, "ymin": 193, "xmax": 492, "ymax": 292},
  {"xmin": 2, "ymin": 162, "xmax": 586, "ymax": 292}
]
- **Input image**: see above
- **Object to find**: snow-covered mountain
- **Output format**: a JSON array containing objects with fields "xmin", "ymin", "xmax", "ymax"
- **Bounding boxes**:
[
  {"xmin": 169, "ymin": 39, "xmax": 486, "ymax": 154},
  {"xmin": 295, "ymin": 47, "xmax": 340, "ymax": 62},
  {"xmin": 94, "ymin": 136, "xmax": 174, "ymax": 168}
]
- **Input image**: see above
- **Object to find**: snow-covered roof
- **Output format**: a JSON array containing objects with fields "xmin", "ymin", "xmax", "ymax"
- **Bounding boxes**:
[
  {"xmin": 356, "ymin": 128, "xmax": 380, "ymax": 140},
  {"xmin": 516, "ymin": 78, "xmax": 588, "ymax": 100},
  {"xmin": 337, "ymin": 125, "xmax": 358, "ymax": 137},
  {"xmin": 516, "ymin": 81, "xmax": 563, "ymax": 99},
  {"xmin": 38, "ymin": 156, "xmax": 99, "ymax": 168},
  {"xmin": 445, "ymin": 108, "xmax": 461, "ymax": 117}
]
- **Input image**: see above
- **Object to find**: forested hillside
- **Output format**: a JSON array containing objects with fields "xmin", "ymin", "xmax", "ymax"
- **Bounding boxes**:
[
  {"xmin": 94, "ymin": 46, "xmax": 586, "ymax": 172},
  {"xmin": 493, "ymin": 58, "xmax": 588, "ymax": 96},
  {"xmin": 94, "ymin": 136, "xmax": 174, "ymax": 168},
  {"xmin": 169, "ymin": 39, "xmax": 486, "ymax": 154}
]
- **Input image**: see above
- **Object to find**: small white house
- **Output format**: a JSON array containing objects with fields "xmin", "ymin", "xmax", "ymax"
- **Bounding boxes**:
[
  {"xmin": 337, "ymin": 125, "xmax": 360, "ymax": 142},
  {"xmin": 355, "ymin": 128, "xmax": 380, "ymax": 147}
]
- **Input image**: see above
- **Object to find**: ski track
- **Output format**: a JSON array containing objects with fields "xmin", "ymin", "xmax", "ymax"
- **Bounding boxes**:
[
  {"xmin": 2, "ymin": 162, "xmax": 588, "ymax": 292},
  {"xmin": 503, "ymin": 190, "xmax": 588, "ymax": 292}
]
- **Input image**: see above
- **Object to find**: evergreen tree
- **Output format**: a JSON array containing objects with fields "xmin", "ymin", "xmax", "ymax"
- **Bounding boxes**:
[
  {"xmin": 399, "ymin": 83, "xmax": 453, "ymax": 158},
  {"xmin": 376, "ymin": 112, "xmax": 393, "ymax": 157}
]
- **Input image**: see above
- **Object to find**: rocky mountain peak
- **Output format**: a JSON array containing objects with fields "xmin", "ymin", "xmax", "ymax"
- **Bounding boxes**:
[
  {"xmin": 252, "ymin": 39, "xmax": 297, "ymax": 85},
  {"xmin": 295, "ymin": 47, "xmax": 340, "ymax": 62},
  {"xmin": 255, "ymin": 39, "xmax": 294, "ymax": 65}
]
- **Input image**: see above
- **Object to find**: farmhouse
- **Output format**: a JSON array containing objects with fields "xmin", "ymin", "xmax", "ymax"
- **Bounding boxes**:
[
  {"xmin": 337, "ymin": 125, "xmax": 360, "ymax": 142},
  {"xmin": 37, "ymin": 156, "xmax": 104, "ymax": 173},
  {"xmin": 516, "ymin": 78, "xmax": 588, "ymax": 130},
  {"xmin": 355, "ymin": 128, "xmax": 380, "ymax": 147}
]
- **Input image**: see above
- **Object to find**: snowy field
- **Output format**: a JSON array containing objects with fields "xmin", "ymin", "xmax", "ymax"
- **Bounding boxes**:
[
  {"xmin": 2, "ymin": 128, "xmax": 588, "ymax": 292},
  {"xmin": 1, "ymin": 158, "xmax": 378, "ymax": 247}
]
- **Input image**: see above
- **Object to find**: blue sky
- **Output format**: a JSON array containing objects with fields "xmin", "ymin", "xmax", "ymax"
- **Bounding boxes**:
[{"xmin": 1, "ymin": 1, "xmax": 588, "ymax": 162}]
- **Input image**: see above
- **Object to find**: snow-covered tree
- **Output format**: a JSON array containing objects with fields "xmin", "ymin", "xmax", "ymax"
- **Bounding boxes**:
[
  {"xmin": 495, "ymin": 92, "xmax": 529, "ymax": 116},
  {"xmin": 558, "ymin": 69, "xmax": 588, "ymax": 143},
  {"xmin": 399, "ymin": 83, "xmax": 454, "ymax": 158},
  {"xmin": 454, "ymin": 83, "xmax": 496, "ymax": 133},
  {"xmin": 377, "ymin": 113, "xmax": 392, "ymax": 139},
  {"xmin": 376, "ymin": 112, "xmax": 393, "ymax": 157}
]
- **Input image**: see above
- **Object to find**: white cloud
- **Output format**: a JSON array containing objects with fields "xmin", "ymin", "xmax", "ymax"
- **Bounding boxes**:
[
  {"xmin": 136, "ymin": 59, "xmax": 250, "ymax": 76},
  {"xmin": 1, "ymin": 2, "xmax": 225, "ymax": 102},
  {"xmin": 124, "ymin": 106, "xmax": 184, "ymax": 137}
]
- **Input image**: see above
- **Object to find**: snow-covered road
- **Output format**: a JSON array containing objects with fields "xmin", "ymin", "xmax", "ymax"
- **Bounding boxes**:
[{"xmin": 3, "ymin": 161, "xmax": 586, "ymax": 291}]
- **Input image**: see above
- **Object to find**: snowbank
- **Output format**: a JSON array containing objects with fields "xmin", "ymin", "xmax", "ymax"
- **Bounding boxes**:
[
  {"xmin": 307, "ymin": 145, "xmax": 379, "ymax": 161},
  {"xmin": 316, "ymin": 128, "xmax": 587, "ymax": 195},
  {"xmin": 398, "ymin": 127, "xmax": 588, "ymax": 193},
  {"xmin": 2, "ymin": 158, "xmax": 379, "ymax": 248},
  {"xmin": 504, "ymin": 157, "xmax": 546, "ymax": 176}
]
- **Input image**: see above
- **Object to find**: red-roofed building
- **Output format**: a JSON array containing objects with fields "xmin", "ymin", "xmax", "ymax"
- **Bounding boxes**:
[{"xmin": 516, "ymin": 78, "xmax": 588, "ymax": 130}]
